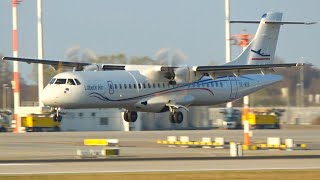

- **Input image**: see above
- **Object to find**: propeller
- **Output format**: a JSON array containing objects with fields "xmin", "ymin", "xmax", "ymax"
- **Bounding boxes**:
[
  {"xmin": 155, "ymin": 48, "xmax": 187, "ymax": 66},
  {"xmin": 155, "ymin": 48, "xmax": 188, "ymax": 84}
]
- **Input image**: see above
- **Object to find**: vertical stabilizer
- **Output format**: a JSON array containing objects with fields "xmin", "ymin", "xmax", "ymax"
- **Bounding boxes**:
[{"xmin": 226, "ymin": 12, "xmax": 283, "ymax": 65}]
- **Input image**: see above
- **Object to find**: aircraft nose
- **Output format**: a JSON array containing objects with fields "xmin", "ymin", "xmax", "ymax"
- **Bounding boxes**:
[
  {"xmin": 40, "ymin": 87, "xmax": 56, "ymax": 106},
  {"xmin": 40, "ymin": 88, "xmax": 49, "ymax": 105}
]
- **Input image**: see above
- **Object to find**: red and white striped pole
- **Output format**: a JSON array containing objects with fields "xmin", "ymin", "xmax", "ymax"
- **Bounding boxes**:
[{"xmin": 12, "ymin": 0, "xmax": 21, "ymax": 133}]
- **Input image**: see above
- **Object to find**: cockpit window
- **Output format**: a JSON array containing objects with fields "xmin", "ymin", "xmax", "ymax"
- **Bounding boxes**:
[
  {"xmin": 49, "ymin": 78, "xmax": 56, "ymax": 84},
  {"xmin": 74, "ymin": 79, "xmax": 81, "ymax": 85},
  {"xmin": 67, "ymin": 79, "xmax": 76, "ymax": 85},
  {"xmin": 55, "ymin": 79, "xmax": 67, "ymax": 84}
]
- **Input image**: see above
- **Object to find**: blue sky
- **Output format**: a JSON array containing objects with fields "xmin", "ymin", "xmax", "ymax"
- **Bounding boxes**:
[{"xmin": 0, "ymin": 0, "xmax": 319, "ymax": 84}]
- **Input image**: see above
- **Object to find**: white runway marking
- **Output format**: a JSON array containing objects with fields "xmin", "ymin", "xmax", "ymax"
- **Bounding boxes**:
[
  {"xmin": 0, "ymin": 166, "xmax": 320, "ymax": 175},
  {"xmin": 0, "ymin": 163, "xmax": 40, "ymax": 166}
]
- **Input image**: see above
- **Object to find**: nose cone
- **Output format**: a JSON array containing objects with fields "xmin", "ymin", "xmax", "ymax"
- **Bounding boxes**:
[{"xmin": 40, "ymin": 86, "xmax": 56, "ymax": 106}]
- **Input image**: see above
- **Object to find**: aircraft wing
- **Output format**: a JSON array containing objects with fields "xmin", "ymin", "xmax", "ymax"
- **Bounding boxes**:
[
  {"xmin": 194, "ymin": 63, "xmax": 306, "ymax": 72},
  {"xmin": 2, "ymin": 56, "xmax": 175, "ymax": 72},
  {"xmin": 2, "ymin": 57, "xmax": 91, "ymax": 70}
]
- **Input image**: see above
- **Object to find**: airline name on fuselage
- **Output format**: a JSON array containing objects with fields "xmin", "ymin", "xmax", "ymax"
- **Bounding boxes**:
[{"xmin": 84, "ymin": 84, "xmax": 103, "ymax": 91}]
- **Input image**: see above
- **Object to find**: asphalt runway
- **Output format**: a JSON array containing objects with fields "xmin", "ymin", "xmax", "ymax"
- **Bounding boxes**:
[
  {"xmin": 0, "ymin": 128, "xmax": 319, "ymax": 174},
  {"xmin": 1, "ymin": 158, "xmax": 320, "ymax": 175}
]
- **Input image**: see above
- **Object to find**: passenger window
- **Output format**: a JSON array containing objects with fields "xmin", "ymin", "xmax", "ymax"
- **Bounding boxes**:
[
  {"xmin": 74, "ymin": 79, "xmax": 81, "ymax": 85},
  {"xmin": 133, "ymin": 84, "xmax": 137, "ymax": 89},
  {"xmin": 119, "ymin": 84, "xmax": 122, "ymax": 89},
  {"xmin": 158, "ymin": 83, "xmax": 161, "ymax": 88},
  {"xmin": 215, "ymin": 82, "xmax": 219, "ymax": 87},
  {"xmin": 49, "ymin": 78, "xmax": 56, "ymax": 84},
  {"xmin": 138, "ymin": 84, "xmax": 141, "ymax": 89},
  {"xmin": 220, "ymin": 82, "xmax": 223, "ymax": 87},
  {"xmin": 163, "ymin": 83, "xmax": 165, "ymax": 88},
  {"xmin": 143, "ymin": 84, "xmax": 146, "ymax": 88},
  {"xmin": 207, "ymin": 83, "xmax": 210, "ymax": 88},
  {"xmin": 148, "ymin": 83, "xmax": 151, "ymax": 88},
  {"xmin": 211, "ymin": 82, "xmax": 214, "ymax": 87},
  {"xmin": 114, "ymin": 84, "xmax": 118, "ymax": 89},
  {"xmin": 153, "ymin": 83, "xmax": 156, "ymax": 88},
  {"xmin": 67, "ymin": 79, "xmax": 76, "ymax": 85},
  {"xmin": 129, "ymin": 84, "xmax": 132, "ymax": 89},
  {"xmin": 124, "ymin": 84, "xmax": 127, "ymax": 89},
  {"xmin": 55, "ymin": 79, "xmax": 66, "ymax": 84}
]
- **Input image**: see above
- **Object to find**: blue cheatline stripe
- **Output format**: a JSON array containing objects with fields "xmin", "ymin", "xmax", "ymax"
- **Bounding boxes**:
[{"xmin": 87, "ymin": 76, "xmax": 248, "ymax": 102}]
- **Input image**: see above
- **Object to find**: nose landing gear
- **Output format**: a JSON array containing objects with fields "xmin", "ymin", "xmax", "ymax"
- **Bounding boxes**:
[{"xmin": 52, "ymin": 107, "xmax": 62, "ymax": 122}]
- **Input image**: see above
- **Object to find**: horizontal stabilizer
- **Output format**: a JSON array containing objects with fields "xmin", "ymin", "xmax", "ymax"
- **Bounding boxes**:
[{"xmin": 230, "ymin": 20, "xmax": 317, "ymax": 25}]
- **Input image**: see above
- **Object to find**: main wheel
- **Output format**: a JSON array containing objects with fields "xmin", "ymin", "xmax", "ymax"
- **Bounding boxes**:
[
  {"xmin": 174, "ymin": 112, "xmax": 183, "ymax": 124},
  {"xmin": 124, "ymin": 111, "xmax": 138, "ymax": 122},
  {"xmin": 169, "ymin": 113, "xmax": 175, "ymax": 123},
  {"xmin": 123, "ymin": 112, "xmax": 129, "ymax": 122},
  {"xmin": 128, "ymin": 111, "xmax": 138, "ymax": 122}
]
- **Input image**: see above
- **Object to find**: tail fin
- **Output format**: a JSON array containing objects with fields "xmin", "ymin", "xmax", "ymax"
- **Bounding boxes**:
[{"xmin": 226, "ymin": 12, "xmax": 283, "ymax": 65}]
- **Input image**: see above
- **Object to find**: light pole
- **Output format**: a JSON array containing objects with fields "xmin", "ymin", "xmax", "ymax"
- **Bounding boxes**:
[
  {"xmin": 225, "ymin": 0, "xmax": 232, "ymax": 108},
  {"xmin": 300, "ymin": 57, "xmax": 305, "ymax": 107},
  {"xmin": 37, "ymin": 0, "xmax": 44, "ymax": 108}
]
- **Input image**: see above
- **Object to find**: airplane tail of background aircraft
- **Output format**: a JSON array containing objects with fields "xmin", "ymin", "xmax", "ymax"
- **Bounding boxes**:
[{"xmin": 226, "ymin": 12, "xmax": 282, "ymax": 66}]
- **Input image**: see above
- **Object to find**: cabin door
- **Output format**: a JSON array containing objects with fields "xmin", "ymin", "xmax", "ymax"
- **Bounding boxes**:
[{"xmin": 229, "ymin": 76, "xmax": 238, "ymax": 99}]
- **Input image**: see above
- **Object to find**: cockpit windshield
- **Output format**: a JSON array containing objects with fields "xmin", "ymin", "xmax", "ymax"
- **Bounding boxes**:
[
  {"xmin": 55, "ymin": 79, "xmax": 67, "ymax": 84},
  {"xmin": 67, "ymin": 79, "xmax": 76, "ymax": 85},
  {"xmin": 74, "ymin": 79, "xmax": 81, "ymax": 85},
  {"xmin": 52, "ymin": 78, "xmax": 81, "ymax": 85},
  {"xmin": 49, "ymin": 78, "xmax": 56, "ymax": 84}
]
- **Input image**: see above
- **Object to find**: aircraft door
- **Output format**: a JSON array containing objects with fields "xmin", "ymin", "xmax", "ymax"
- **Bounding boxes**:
[
  {"xmin": 229, "ymin": 76, "xmax": 238, "ymax": 99},
  {"xmin": 107, "ymin": 81, "xmax": 114, "ymax": 94}
]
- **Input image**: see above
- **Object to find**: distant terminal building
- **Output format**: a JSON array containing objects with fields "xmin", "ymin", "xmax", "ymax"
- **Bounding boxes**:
[{"xmin": 61, "ymin": 108, "xmax": 141, "ymax": 131}]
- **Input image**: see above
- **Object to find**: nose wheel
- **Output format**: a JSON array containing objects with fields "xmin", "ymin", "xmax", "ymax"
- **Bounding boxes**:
[{"xmin": 53, "ymin": 114, "xmax": 62, "ymax": 122}]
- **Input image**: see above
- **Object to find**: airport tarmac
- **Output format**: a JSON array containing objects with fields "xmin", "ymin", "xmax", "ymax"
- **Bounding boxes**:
[
  {"xmin": 0, "ymin": 128, "xmax": 319, "ymax": 174},
  {"xmin": 1, "ymin": 158, "xmax": 320, "ymax": 175}
]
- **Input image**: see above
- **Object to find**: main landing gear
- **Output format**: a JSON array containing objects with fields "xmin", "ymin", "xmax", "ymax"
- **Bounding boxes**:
[
  {"xmin": 52, "ymin": 107, "xmax": 62, "ymax": 122},
  {"xmin": 167, "ymin": 104, "xmax": 188, "ymax": 124},
  {"xmin": 123, "ymin": 110, "xmax": 138, "ymax": 122},
  {"xmin": 169, "ymin": 111, "xmax": 183, "ymax": 124}
]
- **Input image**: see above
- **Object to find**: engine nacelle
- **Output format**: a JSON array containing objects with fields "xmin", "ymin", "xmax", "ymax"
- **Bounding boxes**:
[
  {"xmin": 140, "ymin": 66, "xmax": 202, "ymax": 84},
  {"xmin": 174, "ymin": 67, "xmax": 201, "ymax": 84},
  {"xmin": 140, "ymin": 68, "xmax": 170, "ymax": 82},
  {"xmin": 83, "ymin": 64, "xmax": 100, "ymax": 71}
]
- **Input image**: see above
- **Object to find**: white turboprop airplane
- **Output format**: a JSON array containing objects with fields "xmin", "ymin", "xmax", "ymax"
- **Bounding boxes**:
[{"xmin": 2, "ymin": 12, "xmax": 315, "ymax": 123}]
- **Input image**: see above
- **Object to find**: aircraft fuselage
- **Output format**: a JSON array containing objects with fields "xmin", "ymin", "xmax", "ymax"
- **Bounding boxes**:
[{"xmin": 41, "ymin": 71, "xmax": 282, "ymax": 113}]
